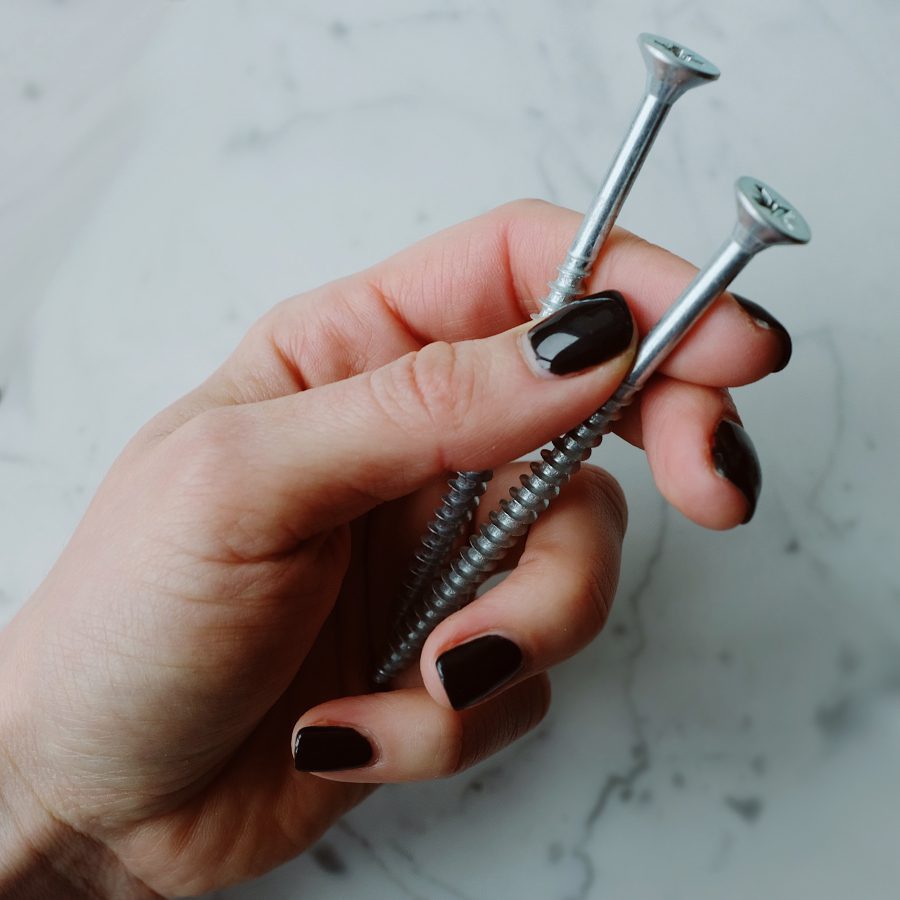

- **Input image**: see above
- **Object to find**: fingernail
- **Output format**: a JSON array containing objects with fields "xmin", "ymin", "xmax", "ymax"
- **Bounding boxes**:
[
  {"xmin": 732, "ymin": 294, "xmax": 792, "ymax": 373},
  {"xmin": 525, "ymin": 291, "xmax": 634, "ymax": 376},
  {"xmin": 712, "ymin": 419, "xmax": 762, "ymax": 524},
  {"xmin": 293, "ymin": 726, "xmax": 374, "ymax": 772},
  {"xmin": 436, "ymin": 634, "xmax": 523, "ymax": 711}
]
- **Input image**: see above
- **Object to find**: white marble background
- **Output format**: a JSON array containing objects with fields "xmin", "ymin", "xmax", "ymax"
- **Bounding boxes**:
[{"xmin": 2, "ymin": 1, "xmax": 899, "ymax": 898}]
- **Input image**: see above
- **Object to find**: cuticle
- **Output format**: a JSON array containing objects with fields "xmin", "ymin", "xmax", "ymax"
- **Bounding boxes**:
[
  {"xmin": 518, "ymin": 330, "xmax": 575, "ymax": 380},
  {"xmin": 443, "ymin": 630, "xmax": 526, "ymax": 657}
]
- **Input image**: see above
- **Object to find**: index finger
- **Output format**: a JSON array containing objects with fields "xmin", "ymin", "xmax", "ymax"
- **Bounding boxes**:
[{"xmin": 151, "ymin": 199, "xmax": 786, "ymax": 436}]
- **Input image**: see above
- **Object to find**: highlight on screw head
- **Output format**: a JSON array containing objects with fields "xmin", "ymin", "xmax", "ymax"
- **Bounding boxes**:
[
  {"xmin": 734, "ymin": 175, "xmax": 812, "ymax": 249},
  {"xmin": 639, "ymin": 33, "xmax": 720, "ymax": 104}
]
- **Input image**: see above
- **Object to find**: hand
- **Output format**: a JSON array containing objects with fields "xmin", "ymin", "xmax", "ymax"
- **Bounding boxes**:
[{"xmin": 0, "ymin": 200, "xmax": 790, "ymax": 897}]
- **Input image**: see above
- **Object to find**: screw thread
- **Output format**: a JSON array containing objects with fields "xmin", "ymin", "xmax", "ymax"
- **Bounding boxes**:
[
  {"xmin": 392, "ymin": 470, "xmax": 491, "ymax": 618},
  {"xmin": 373, "ymin": 383, "xmax": 638, "ymax": 685},
  {"xmin": 539, "ymin": 251, "xmax": 595, "ymax": 316}
]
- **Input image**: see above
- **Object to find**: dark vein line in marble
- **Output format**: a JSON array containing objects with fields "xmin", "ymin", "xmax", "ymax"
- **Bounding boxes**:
[
  {"xmin": 0, "ymin": 451, "xmax": 34, "ymax": 465},
  {"xmin": 584, "ymin": 501, "xmax": 668, "ymax": 833},
  {"xmin": 556, "ymin": 502, "xmax": 668, "ymax": 899},
  {"xmin": 311, "ymin": 842, "xmax": 348, "ymax": 875},
  {"xmin": 387, "ymin": 840, "xmax": 477, "ymax": 900},
  {"xmin": 570, "ymin": 848, "xmax": 596, "ymax": 900},
  {"xmin": 800, "ymin": 327, "xmax": 850, "ymax": 534},
  {"xmin": 224, "ymin": 94, "xmax": 422, "ymax": 152},
  {"xmin": 583, "ymin": 747, "xmax": 650, "ymax": 835},
  {"xmin": 723, "ymin": 794, "xmax": 764, "ymax": 823},
  {"xmin": 336, "ymin": 821, "xmax": 425, "ymax": 900}
]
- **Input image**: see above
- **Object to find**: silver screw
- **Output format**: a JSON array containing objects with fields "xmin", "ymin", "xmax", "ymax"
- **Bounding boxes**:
[
  {"xmin": 390, "ymin": 469, "xmax": 491, "ymax": 620},
  {"xmin": 538, "ymin": 33, "xmax": 720, "ymax": 317},
  {"xmin": 373, "ymin": 176, "xmax": 811, "ymax": 685},
  {"xmin": 386, "ymin": 33, "xmax": 720, "ymax": 628}
]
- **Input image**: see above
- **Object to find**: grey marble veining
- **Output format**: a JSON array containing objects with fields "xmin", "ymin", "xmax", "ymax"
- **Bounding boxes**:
[{"xmin": 1, "ymin": 1, "xmax": 899, "ymax": 898}]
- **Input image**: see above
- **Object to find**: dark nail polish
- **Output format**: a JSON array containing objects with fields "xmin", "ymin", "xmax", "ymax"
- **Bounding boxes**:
[
  {"xmin": 732, "ymin": 294, "xmax": 792, "ymax": 373},
  {"xmin": 293, "ymin": 726, "xmax": 374, "ymax": 772},
  {"xmin": 712, "ymin": 419, "xmax": 762, "ymax": 524},
  {"xmin": 436, "ymin": 634, "xmax": 523, "ymax": 711},
  {"xmin": 527, "ymin": 290, "xmax": 634, "ymax": 376}
]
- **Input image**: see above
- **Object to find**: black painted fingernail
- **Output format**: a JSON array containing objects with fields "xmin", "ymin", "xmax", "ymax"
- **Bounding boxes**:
[
  {"xmin": 293, "ymin": 726, "xmax": 374, "ymax": 772},
  {"xmin": 732, "ymin": 294, "xmax": 792, "ymax": 373},
  {"xmin": 526, "ymin": 290, "xmax": 634, "ymax": 376},
  {"xmin": 436, "ymin": 634, "xmax": 524, "ymax": 711},
  {"xmin": 712, "ymin": 419, "xmax": 762, "ymax": 524}
]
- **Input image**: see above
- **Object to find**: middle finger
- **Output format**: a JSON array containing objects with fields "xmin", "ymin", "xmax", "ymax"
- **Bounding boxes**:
[{"xmin": 416, "ymin": 463, "xmax": 628, "ymax": 710}]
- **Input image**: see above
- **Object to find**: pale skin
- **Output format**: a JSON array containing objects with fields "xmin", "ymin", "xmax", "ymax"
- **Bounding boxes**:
[{"xmin": 0, "ymin": 200, "xmax": 787, "ymax": 897}]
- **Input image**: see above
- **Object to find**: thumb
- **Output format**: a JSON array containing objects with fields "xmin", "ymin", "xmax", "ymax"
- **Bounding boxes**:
[{"xmin": 170, "ymin": 291, "xmax": 636, "ymax": 546}]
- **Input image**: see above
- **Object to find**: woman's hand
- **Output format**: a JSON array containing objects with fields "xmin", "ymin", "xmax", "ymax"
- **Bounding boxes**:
[{"xmin": 0, "ymin": 200, "xmax": 790, "ymax": 897}]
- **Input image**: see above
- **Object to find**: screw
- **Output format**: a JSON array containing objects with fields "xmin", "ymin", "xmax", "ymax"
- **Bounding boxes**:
[
  {"xmin": 386, "ymin": 33, "xmax": 720, "ymax": 629},
  {"xmin": 538, "ymin": 33, "xmax": 720, "ymax": 318},
  {"xmin": 373, "ymin": 176, "xmax": 810, "ymax": 685},
  {"xmin": 390, "ymin": 470, "xmax": 491, "ymax": 620}
]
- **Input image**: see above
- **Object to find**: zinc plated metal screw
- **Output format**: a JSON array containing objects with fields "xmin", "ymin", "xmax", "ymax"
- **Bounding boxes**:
[
  {"xmin": 392, "ymin": 469, "xmax": 492, "ymax": 620},
  {"xmin": 388, "ymin": 33, "xmax": 720, "ymax": 625},
  {"xmin": 373, "ymin": 176, "xmax": 811, "ymax": 685},
  {"xmin": 538, "ymin": 33, "xmax": 720, "ymax": 317}
]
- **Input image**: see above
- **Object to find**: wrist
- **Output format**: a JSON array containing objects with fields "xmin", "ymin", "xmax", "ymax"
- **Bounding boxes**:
[{"xmin": 0, "ymin": 662, "xmax": 160, "ymax": 899}]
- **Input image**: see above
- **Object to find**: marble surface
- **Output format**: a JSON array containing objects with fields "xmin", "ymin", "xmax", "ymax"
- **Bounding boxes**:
[{"xmin": 2, "ymin": 1, "xmax": 899, "ymax": 898}]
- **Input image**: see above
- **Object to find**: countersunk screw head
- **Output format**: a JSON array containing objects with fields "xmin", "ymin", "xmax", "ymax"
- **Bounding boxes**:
[
  {"xmin": 734, "ymin": 175, "xmax": 812, "ymax": 250},
  {"xmin": 639, "ymin": 33, "xmax": 721, "ymax": 104}
]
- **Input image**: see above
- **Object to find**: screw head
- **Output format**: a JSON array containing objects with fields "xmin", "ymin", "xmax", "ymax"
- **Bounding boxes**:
[
  {"xmin": 734, "ymin": 176, "xmax": 812, "ymax": 250},
  {"xmin": 639, "ymin": 33, "xmax": 720, "ymax": 104}
]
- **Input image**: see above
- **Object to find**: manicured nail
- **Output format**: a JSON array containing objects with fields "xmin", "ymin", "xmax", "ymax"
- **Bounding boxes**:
[
  {"xmin": 732, "ymin": 294, "xmax": 792, "ymax": 373},
  {"xmin": 712, "ymin": 419, "xmax": 762, "ymax": 524},
  {"xmin": 293, "ymin": 726, "xmax": 374, "ymax": 772},
  {"xmin": 525, "ymin": 291, "xmax": 634, "ymax": 376},
  {"xmin": 436, "ymin": 634, "xmax": 523, "ymax": 710}
]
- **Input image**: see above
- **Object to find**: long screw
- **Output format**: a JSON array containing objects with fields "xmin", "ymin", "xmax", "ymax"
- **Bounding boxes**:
[
  {"xmin": 391, "ymin": 470, "xmax": 492, "ymax": 620},
  {"xmin": 373, "ymin": 177, "xmax": 811, "ymax": 685},
  {"xmin": 387, "ymin": 34, "xmax": 720, "ymax": 623},
  {"xmin": 539, "ymin": 33, "xmax": 720, "ymax": 317}
]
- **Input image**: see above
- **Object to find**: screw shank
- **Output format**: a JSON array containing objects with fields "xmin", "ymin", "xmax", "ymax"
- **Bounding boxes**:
[
  {"xmin": 541, "ymin": 93, "xmax": 670, "ymax": 315},
  {"xmin": 627, "ymin": 238, "xmax": 752, "ymax": 389}
]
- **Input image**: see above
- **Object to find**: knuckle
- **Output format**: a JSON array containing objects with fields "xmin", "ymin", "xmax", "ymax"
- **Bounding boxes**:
[
  {"xmin": 493, "ymin": 197, "xmax": 554, "ymax": 221},
  {"xmin": 565, "ymin": 467, "xmax": 629, "ymax": 633},
  {"xmin": 450, "ymin": 678, "xmax": 551, "ymax": 775},
  {"xmin": 602, "ymin": 231, "xmax": 676, "ymax": 297},
  {"xmin": 580, "ymin": 556, "xmax": 618, "ymax": 634},
  {"xmin": 164, "ymin": 409, "xmax": 242, "ymax": 497},
  {"xmin": 452, "ymin": 712, "xmax": 504, "ymax": 775},
  {"xmin": 371, "ymin": 341, "xmax": 476, "ymax": 440},
  {"xmin": 442, "ymin": 715, "xmax": 470, "ymax": 777},
  {"xmin": 582, "ymin": 465, "xmax": 629, "ymax": 538},
  {"xmin": 619, "ymin": 230, "xmax": 659, "ymax": 254},
  {"xmin": 527, "ymin": 674, "xmax": 553, "ymax": 730}
]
